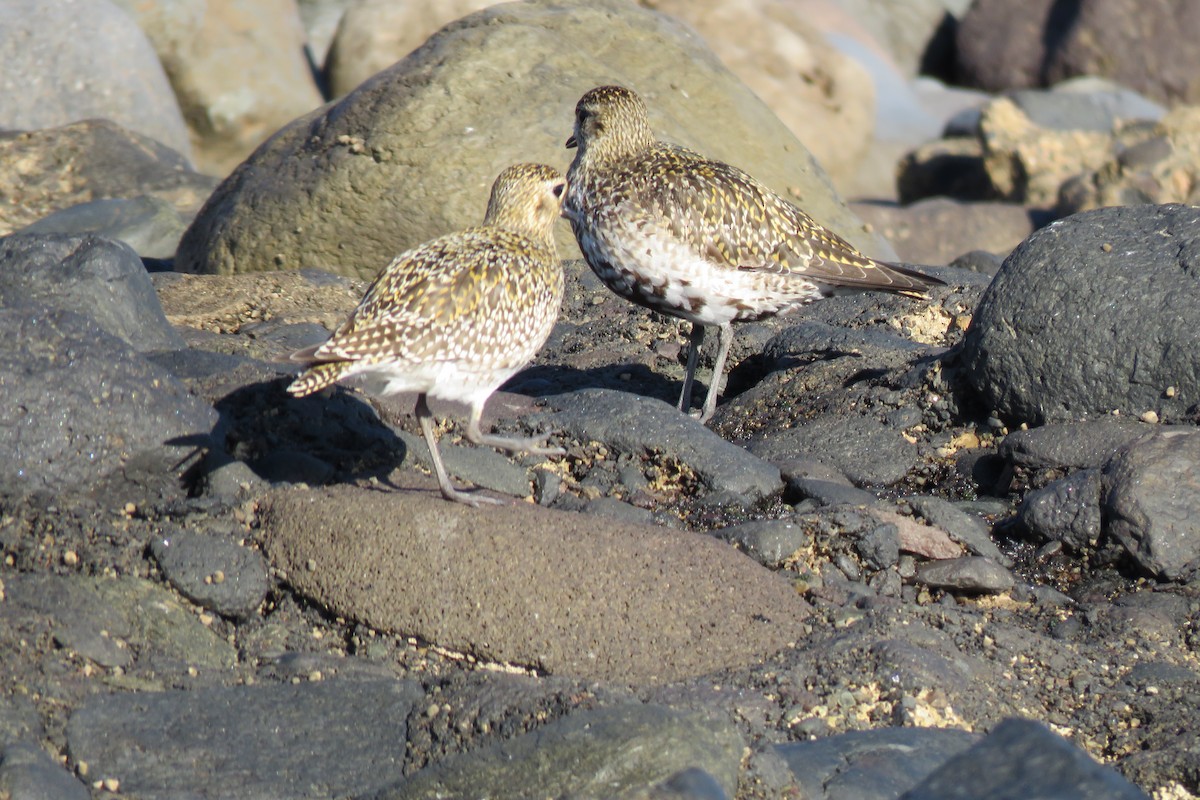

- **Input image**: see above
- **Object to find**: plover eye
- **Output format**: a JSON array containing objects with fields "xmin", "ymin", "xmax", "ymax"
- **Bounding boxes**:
[{"xmin": 552, "ymin": 183, "xmax": 565, "ymax": 198}]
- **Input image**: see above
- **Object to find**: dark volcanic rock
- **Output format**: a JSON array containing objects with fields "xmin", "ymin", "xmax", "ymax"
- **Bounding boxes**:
[
  {"xmin": 149, "ymin": 527, "xmax": 270, "ymax": 619},
  {"xmin": 900, "ymin": 717, "xmax": 1149, "ymax": 799},
  {"xmin": 997, "ymin": 419, "xmax": 1154, "ymax": 472},
  {"xmin": 777, "ymin": 727, "xmax": 980, "ymax": 799},
  {"xmin": 962, "ymin": 205, "xmax": 1200, "ymax": 426},
  {"xmin": 543, "ymin": 388, "xmax": 783, "ymax": 499},
  {"xmin": 369, "ymin": 704, "xmax": 743, "ymax": 800},
  {"xmin": 1016, "ymin": 468, "xmax": 1103, "ymax": 551},
  {"xmin": 66, "ymin": 679, "xmax": 424, "ymax": 800},
  {"xmin": 0, "ymin": 740, "xmax": 89, "ymax": 800},
  {"xmin": 915, "ymin": 556, "xmax": 1015, "ymax": 594},
  {"xmin": 1102, "ymin": 429, "xmax": 1200, "ymax": 580},
  {"xmin": 0, "ymin": 232, "xmax": 184, "ymax": 351},
  {"xmin": 0, "ymin": 306, "xmax": 216, "ymax": 494}
]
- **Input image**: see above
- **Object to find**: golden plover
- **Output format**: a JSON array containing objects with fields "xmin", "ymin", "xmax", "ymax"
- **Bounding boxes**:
[
  {"xmin": 564, "ymin": 85, "xmax": 944, "ymax": 423},
  {"xmin": 288, "ymin": 163, "xmax": 567, "ymax": 506}
]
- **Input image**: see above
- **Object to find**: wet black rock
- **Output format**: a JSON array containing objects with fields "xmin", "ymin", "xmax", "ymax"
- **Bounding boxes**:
[
  {"xmin": 998, "ymin": 419, "xmax": 1155, "ymax": 472},
  {"xmin": 916, "ymin": 556, "xmax": 1016, "ymax": 594},
  {"xmin": 1015, "ymin": 468, "xmax": 1102, "ymax": 551}
]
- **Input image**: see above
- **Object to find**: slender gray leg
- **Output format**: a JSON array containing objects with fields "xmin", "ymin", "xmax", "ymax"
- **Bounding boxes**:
[
  {"xmin": 698, "ymin": 323, "xmax": 734, "ymax": 424},
  {"xmin": 678, "ymin": 323, "xmax": 706, "ymax": 414},
  {"xmin": 416, "ymin": 394, "xmax": 500, "ymax": 507},
  {"xmin": 465, "ymin": 402, "xmax": 565, "ymax": 456}
]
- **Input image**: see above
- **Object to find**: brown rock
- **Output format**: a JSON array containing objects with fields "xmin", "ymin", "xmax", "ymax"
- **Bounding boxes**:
[{"xmin": 259, "ymin": 480, "xmax": 811, "ymax": 685}]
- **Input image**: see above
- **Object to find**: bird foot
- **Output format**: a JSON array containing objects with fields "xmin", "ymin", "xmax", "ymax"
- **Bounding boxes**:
[{"xmin": 474, "ymin": 431, "xmax": 565, "ymax": 456}]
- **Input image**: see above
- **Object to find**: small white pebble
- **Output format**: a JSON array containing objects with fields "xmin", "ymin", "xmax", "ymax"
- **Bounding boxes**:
[
  {"xmin": 102, "ymin": 777, "xmax": 120, "ymax": 792},
  {"xmin": 212, "ymin": 570, "xmax": 225, "ymax": 584},
  {"xmin": 308, "ymin": 670, "xmax": 323, "ymax": 682},
  {"xmin": 306, "ymin": 559, "xmax": 317, "ymax": 572},
  {"xmin": 1165, "ymin": 386, "xmax": 1177, "ymax": 398},
  {"xmin": 1140, "ymin": 410, "xmax": 1159, "ymax": 424},
  {"xmin": 62, "ymin": 551, "xmax": 78, "ymax": 567}
]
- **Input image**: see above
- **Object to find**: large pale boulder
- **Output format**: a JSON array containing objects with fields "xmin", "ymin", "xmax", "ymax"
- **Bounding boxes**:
[{"xmin": 176, "ymin": 0, "xmax": 895, "ymax": 279}]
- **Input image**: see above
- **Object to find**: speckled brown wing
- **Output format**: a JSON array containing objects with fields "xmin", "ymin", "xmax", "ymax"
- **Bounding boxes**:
[
  {"xmin": 307, "ymin": 228, "xmax": 555, "ymax": 369},
  {"xmin": 628, "ymin": 144, "xmax": 939, "ymax": 296}
]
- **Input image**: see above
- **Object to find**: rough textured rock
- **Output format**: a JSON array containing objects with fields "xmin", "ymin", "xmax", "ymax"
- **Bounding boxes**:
[
  {"xmin": 369, "ymin": 704, "xmax": 743, "ymax": 800},
  {"xmin": 18, "ymin": 195, "xmax": 188, "ymax": 259},
  {"xmin": 1016, "ymin": 468, "xmax": 1103, "ymax": 552},
  {"xmin": 66, "ymin": 680, "xmax": 424, "ymax": 800},
  {"xmin": 962, "ymin": 204, "xmax": 1200, "ymax": 426},
  {"xmin": 0, "ymin": 120, "xmax": 218, "ymax": 238},
  {"xmin": 0, "ymin": 0, "xmax": 192, "ymax": 160},
  {"xmin": 0, "ymin": 741, "xmax": 89, "ymax": 800},
  {"xmin": 0, "ymin": 233, "xmax": 184, "ymax": 352},
  {"xmin": 1102, "ymin": 430, "xmax": 1200, "ymax": 581},
  {"xmin": 260, "ymin": 482, "xmax": 810, "ymax": 685},
  {"xmin": 111, "ymin": 0, "xmax": 325, "ymax": 176},
  {"xmin": 900, "ymin": 717, "xmax": 1149, "ymax": 799},
  {"xmin": 0, "ymin": 306, "xmax": 217, "ymax": 494},
  {"xmin": 997, "ymin": 419, "xmax": 1154, "ymax": 472},
  {"xmin": 176, "ymin": 0, "xmax": 895, "ymax": 279}
]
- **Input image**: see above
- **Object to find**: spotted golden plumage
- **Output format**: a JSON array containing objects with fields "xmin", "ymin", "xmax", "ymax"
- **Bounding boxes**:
[
  {"xmin": 288, "ymin": 163, "xmax": 566, "ymax": 507},
  {"xmin": 564, "ymin": 85, "xmax": 944, "ymax": 423}
]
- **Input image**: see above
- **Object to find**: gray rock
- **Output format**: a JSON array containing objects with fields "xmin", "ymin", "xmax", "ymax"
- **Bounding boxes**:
[
  {"xmin": 150, "ymin": 527, "xmax": 271, "ymax": 619},
  {"xmin": 750, "ymin": 416, "xmax": 917, "ymax": 488},
  {"xmin": 776, "ymin": 726, "xmax": 980, "ymax": 800},
  {"xmin": 4, "ymin": 573, "xmax": 236, "ymax": 672},
  {"xmin": 712, "ymin": 519, "xmax": 809, "ymax": 569},
  {"xmin": 0, "ymin": 232, "xmax": 184, "ymax": 351},
  {"xmin": 176, "ymin": 0, "xmax": 894, "ymax": 278},
  {"xmin": 790, "ymin": 478, "xmax": 880, "ymax": 508},
  {"xmin": 392, "ymin": 428, "xmax": 533, "ymax": 500},
  {"xmin": 850, "ymin": 197, "xmax": 1034, "ymax": 267},
  {"xmin": 1016, "ymin": 468, "xmax": 1102, "ymax": 551},
  {"xmin": 0, "ymin": 741, "xmax": 89, "ymax": 800},
  {"xmin": 20, "ymin": 195, "xmax": 187, "ymax": 259},
  {"xmin": 66, "ymin": 679, "xmax": 424, "ymax": 800},
  {"xmin": 1008, "ymin": 79, "xmax": 1166, "ymax": 132},
  {"xmin": 544, "ymin": 388, "xmax": 782, "ymax": 499},
  {"xmin": 0, "ymin": 306, "xmax": 216, "ymax": 494},
  {"xmin": 915, "ymin": 556, "xmax": 1015, "ymax": 594},
  {"xmin": 907, "ymin": 496, "xmax": 1011, "ymax": 566},
  {"xmin": 260, "ymin": 482, "xmax": 810, "ymax": 685},
  {"xmin": 857, "ymin": 523, "xmax": 902, "ymax": 571},
  {"xmin": 366, "ymin": 704, "xmax": 743, "ymax": 800},
  {"xmin": 0, "ymin": 0, "xmax": 191, "ymax": 160},
  {"xmin": 962, "ymin": 204, "xmax": 1200, "ymax": 426},
  {"xmin": 642, "ymin": 767, "xmax": 730, "ymax": 800},
  {"xmin": 899, "ymin": 717, "xmax": 1149, "ymax": 799},
  {"xmin": 1103, "ymin": 430, "xmax": 1200, "ymax": 580},
  {"xmin": 762, "ymin": 321, "xmax": 930, "ymax": 366},
  {"xmin": 582, "ymin": 496, "xmax": 657, "ymax": 525},
  {"xmin": 998, "ymin": 419, "xmax": 1153, "ymax": 471}
]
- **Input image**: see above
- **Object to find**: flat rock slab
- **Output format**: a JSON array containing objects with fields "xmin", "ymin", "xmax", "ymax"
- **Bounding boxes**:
[
  {"xmin": 66, "ymin": 679, "xmax": 424, "ymax": 800},
  {"xmin": 541, "ymin": 388, "xmax": 783, "ymax": 499},
  {"xmin": 260, "ymin": 481, "xmax": 810, "ymax": 685},
  {"xmin": 368, "ymin": 704, "xmax": 743, "ymax": 800}
]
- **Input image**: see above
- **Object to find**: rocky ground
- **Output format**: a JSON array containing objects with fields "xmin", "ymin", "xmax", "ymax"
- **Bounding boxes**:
[{"xmin": 4, "ymin": 0, "xmax": 1200, "ymax": 799}]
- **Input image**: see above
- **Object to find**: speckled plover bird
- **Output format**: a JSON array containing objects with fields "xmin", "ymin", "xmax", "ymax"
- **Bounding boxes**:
[
  {"xmin": 563, "ymin": 85, "xmax": 943, "ymax": 423},
  {"xmin": 288, "ymin": 163, "xmax": 567, "ymax": 506}
]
